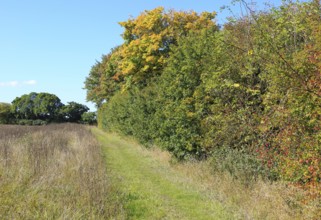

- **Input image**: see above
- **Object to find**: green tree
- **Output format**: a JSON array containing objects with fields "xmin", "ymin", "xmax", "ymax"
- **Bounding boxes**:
[
  {"xmin": 33, "ymin": 92, "xmax": 64, "ymax": 121},
  {"xmin": 81, "ymin": 112, "xmax": 97, "ymax": 125},
  {"xmin": 11, "ymin": 92, "xmax": 38, "ymax": 120},
  {"xmin": 0, "ymin": 103, "xmax": 12, "ymax": 124},
  {"xmin": 154, "ymin": 30, "xmax": 218, "ymax": 158},
  {"xmin": 11, "ymin": 92, "xmax": 64, "ymax": 122},
  {"xmin": 84, "ymin": 47, "xmax": 123, "ymax": 107},
  {"xmin": 60, "ymin": 102, "xmax": 89, "ymax": 123}
]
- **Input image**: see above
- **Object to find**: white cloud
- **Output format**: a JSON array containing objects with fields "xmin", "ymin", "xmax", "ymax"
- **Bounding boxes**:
[
  {"xmin": 0, "ymin": 81, "xmax": 19, "ymax": 87},
  {"xmin": 0, "ymin": 80, "xmax": 37, "ymax": 87},
  {"xmin": 9, "ymin": 81, "xmax": 19, "ymax": 86},
  {"xmin": 23, "ymin": 80, "xmax": 37, "ymax": 85}
]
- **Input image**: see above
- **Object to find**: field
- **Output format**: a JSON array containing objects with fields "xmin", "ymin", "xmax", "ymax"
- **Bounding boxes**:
[
  {"xmin": 0, "ymin": 124, "xmax": 122, "ymax": 219},
  {"xmin": 1, "ymin": 124, "xmax": 320, "ymax": 219}
]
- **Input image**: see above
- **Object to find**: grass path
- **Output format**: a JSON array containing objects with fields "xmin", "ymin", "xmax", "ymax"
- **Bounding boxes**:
[{"xmin": 92, "ymin": 128, "xmax": 234, "ymax": 220}]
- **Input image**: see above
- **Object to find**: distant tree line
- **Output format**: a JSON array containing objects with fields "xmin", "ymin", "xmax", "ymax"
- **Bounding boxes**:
[{"xmin": 0, "ymin": 92, "xmax": 96, "ymax": 125}]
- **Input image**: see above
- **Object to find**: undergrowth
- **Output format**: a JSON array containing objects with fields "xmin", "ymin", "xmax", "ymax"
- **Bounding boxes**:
[{"xmin": 103, "ymin": 131, "xmax": 321, "ymax": 219}]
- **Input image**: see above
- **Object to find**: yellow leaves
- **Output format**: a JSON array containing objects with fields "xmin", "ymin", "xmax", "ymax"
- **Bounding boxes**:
[
  {"xmin": 167, "ymin": 10, "xmax": 216, "ymax": 36},
  {"xmin": 121, "ymin": 61, "xmax": 136, "ymax": 75},
  {"xmin": 120, "ymin": 7, "xmax": 164, "ymax": 38},
  {"xmin": 142, "ymin": 65, "xmax": 150, "ymax": 72},
  {"xmin": 146, "ymin": 56, "xmax": 155, "ymax": 63},
  {"xmin": 201, "ymin": 11, "xmax": 216, "ymax": 20},
  {"xmin": 116, "ymin": 7, "xmax": 217, "ymax": 86},
  {"xmin": 185, "ymin": 22, "xmax": 193, "ymax": 29},
  {"xmin": 186, "ymin": 111, "xmax": 196, "ymax": 118}
]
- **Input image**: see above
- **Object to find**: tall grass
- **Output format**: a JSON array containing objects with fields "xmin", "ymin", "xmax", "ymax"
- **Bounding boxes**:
[
  {"xmin": 0, "ymin": 124, "xmax": 123, "ymax": 219},
  {"xmin": 134, "ymin": 143, "xmax": 321, "ymax": 219}
]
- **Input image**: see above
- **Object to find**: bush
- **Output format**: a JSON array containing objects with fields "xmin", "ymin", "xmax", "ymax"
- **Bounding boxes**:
[
  {"xmin": 81, "ymin": 112, "xmax": 97, "ymax": 125},
  {"xmin": 0, "ymin": 103, "xmax": 12, "ymax": 124},
  {"xmin": 210, "ymin": 148, "xmax": 276, "ymax": 186},
  {"xmin": 32, "ymin": 119, "xmax": 48, "ymax": 126},
  {"xmin": 17, "ymin": 119, "xmax": 34, "ymax": 125},
  {"xmin": 15, "ymin": 119, "xmax": 47, "ymax": 126}
]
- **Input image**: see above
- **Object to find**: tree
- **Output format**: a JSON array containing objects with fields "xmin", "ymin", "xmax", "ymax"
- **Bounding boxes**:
[
  {"xmin": 11, "ymin": 92, "xmax": 38, "ymax": 119},
  {"xmin": 11, "ymin": 92, "xmax": 64, "ymax": 121},
  {"xmin": 84, "ymin": 8, "xmax": 217, "ymax": 107},
  {"xmin": 33, "ymin": 92, "xmax": 64, "ymax": 121},
  {"xmin": 60, "ymin": 102, "xmax": 89, "ymax": 122},
  {"xmin": 0, "ymin": 103, "xmax": 12, "ymax": 124},
  {"xmin": 8, "ymin": 92, "xmax": 91, "ymax": 124},
  {"xmin": 154, "ymin": 30, "xmax": 219, "ymax": 158},
  {"xmin": 84, "ymin": 47, "xmax": 123, "ymax": 107},
  {"xmin": 118, "ymin": 7, "xmax": 217, "ymax": 85},
  {"xmin": 81, "ymin": 112, "xmax": 97, "ymax": 125},
  {"xmin": 89, "ymin": 2, "xmax": 321, "ymax": 196}
]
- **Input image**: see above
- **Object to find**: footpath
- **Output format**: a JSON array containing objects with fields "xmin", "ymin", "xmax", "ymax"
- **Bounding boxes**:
[{"xmin": 92, "ymin": 128, "xmax": 233, "ymax": 220}]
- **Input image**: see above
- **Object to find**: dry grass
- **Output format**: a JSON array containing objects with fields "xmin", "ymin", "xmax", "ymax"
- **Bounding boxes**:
[
  {"xmin": 0, "ymin": 124, "xmax": 123, "ymax": 219},
  {"xmin": 130, "ymin": 142, "xmax": 320, "ymax": 219}
]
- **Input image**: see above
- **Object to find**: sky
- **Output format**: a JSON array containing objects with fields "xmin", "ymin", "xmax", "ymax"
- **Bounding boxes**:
[{"xmin": 0, "ymin": 0, "xmax": 283, "ymax": 111}]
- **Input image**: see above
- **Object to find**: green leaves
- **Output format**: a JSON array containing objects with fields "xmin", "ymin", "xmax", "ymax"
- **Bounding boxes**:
[
  {"xmin": 84, "ymin": 47, "xmax": 123, "ymax": 107},
  {"xmin": 91, "ymin": 2, "xmax": 321, "ymax": 194},
  {"xmin": 0, "ymin": 103, "xmax": 12, "ymax": 124},
  {"xmin": 9, "ymin": 92, "xmax": 90, "ymax": 124},
  {"xmin": 33, "ymin": 93, "xmax": 63, "ymax": 120},
  {"xmin": 59, "ymin": 102, "xmax": 89, "ymax": 123}
]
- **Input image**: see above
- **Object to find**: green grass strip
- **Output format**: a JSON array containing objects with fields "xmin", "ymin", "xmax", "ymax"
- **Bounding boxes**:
[{"xmin": 92, "ymin": 128, "xmax": 234, "ymax": 220}]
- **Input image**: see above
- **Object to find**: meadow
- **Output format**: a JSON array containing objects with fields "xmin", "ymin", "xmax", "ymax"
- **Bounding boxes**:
[
  {"xmin": 0, "ymin": 124, "xmax": 122, "ymax": 219},
  {"xmin": 0, "ymin": 124, "xmax": 320, "ymax": 219}
]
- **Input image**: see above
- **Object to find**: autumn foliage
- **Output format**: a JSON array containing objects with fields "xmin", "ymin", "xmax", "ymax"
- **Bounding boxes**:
[{"xmin": 85, "ymin": 1, "xmax": 321, "ymax": 206}]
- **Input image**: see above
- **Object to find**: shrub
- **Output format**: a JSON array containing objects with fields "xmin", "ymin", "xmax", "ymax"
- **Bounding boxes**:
[
  {"xmin": 81, "ymin": 112, "xmax": 97, "ymax": 125},
  {"xmin": 210, "ymin": 147, "xmax": 276, "ymax": 186},
  {"xmin": 0, "ymin": 103, "xmax": 12, "ymax": 124},
  {"xmin": 32, "ymin": 119, "xmax": 48, "ymax": 126},
  {"xmin": 17, "ymin": 119, "xmax": 33, "ymax": 125}
]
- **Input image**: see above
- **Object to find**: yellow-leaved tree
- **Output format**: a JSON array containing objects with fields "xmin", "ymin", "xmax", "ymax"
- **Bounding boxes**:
[
  {"xmin": 117, "ymin": 7, "xmax": 217, "ymax": 85},
  {"xmin": 85, "ymin": 8, "xmax": 217, "ymax": 105}
]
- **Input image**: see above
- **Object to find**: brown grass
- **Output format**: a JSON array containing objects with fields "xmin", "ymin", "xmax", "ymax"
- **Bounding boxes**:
[{"xmin": 0, "ymin": 124, "xmax": 123, "ymax": 219}]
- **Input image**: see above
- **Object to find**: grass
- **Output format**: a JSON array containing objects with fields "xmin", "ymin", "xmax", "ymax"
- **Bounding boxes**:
[
  {"xmin": 1, "ymin": 125, "xmax": 318, "ymax": 219},
  {"xmin": 93, "ymin": 128, "xmax": 320, "ymax": 220},
  {"xmin": 0, "ymin": 124, "xmax": 123, "ymax": 219},
  {"xmin": 170, "ymin": 158, "xmax": 319, "ymax": 219},
  {"xmin": 93, "ymin": 128, "xmax": 234, "ymax": 219}
]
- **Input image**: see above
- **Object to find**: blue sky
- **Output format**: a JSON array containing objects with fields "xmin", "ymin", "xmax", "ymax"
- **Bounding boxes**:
[{"xmin": 0, "ymin": 0, "xmax": 282, "ymax": 111}]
